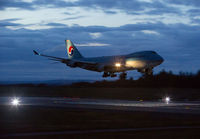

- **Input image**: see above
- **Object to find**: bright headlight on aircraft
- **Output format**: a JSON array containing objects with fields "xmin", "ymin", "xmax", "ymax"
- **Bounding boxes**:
[
  {"xmin": 115, "ymin": 63, "xmax": 121, "ymax": 67},
  {"xmin": 11, "ymin": 98, "xmax": 20, "ymax": 106}
]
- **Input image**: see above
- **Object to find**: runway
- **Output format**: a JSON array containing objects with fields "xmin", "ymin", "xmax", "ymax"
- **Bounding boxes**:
[
  {"xmin": 1, "ymin": 97, "xmax": 200, "ymax": 114},
  {"xmin": 2, "ymin": 126, "xmax": 200, "ymax": 137}
]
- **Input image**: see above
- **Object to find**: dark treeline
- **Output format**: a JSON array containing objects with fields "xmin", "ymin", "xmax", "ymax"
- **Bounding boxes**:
[
  {"xmin": 1, "ymin": 70, "xmax": 200, "ymax": 88},
  {"xmin": 71, "ymin": 70, "xmax": 200, "ymax": 88}
]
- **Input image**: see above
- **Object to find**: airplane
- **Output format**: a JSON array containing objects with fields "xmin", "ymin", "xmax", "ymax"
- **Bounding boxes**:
[{"xmin": 33, "ymin": 40, "xmax": 164, "ymax": 79}]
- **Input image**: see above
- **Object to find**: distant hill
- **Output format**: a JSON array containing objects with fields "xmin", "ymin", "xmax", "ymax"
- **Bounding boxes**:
[
  {"xmin": 0, "ymin": 79, "xmax": 95, "ymax": 85},
  {"xmin": 1, "ymin": 70, "xmax": 200, "ymax": 88}
]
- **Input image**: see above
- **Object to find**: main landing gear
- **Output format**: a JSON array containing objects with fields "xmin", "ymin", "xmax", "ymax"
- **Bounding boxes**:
[
  {"xmin": 102, "ymin": 72, "xmax": 117, "ymax": 78},
  {"xmin": 119, "ymin": 72, "xmax": 127, "ymax": 80},
  {"xmin": 102, "ymin": 72, "xmax": 110, "ymax": 77},
  {"xmin": 144, "ymin": 68, "xmax": 153, "ymax": 76},
  {"xmin": 102, "ymin": 72, "xmax": 127, "ymax": 79}
]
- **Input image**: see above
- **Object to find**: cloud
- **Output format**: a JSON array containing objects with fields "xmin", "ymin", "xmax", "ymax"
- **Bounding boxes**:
[
  {"xmin": 18, "ymin": 0, "xmax": 35, "ymax": 3},
  {"xmin": 75, "ymin": 42, "xmax": 110, "ymax": 47},
  {"xmin": 141, "ymin": 30, "xmax": 160, "ymax": 35},
  {"xmin": 0, "ymin": 0, "xmax": 34, "ymax": 10},
  {"xmin": 46, "ymin": 22, "xmax": 67, "ymax": 27},
  {"xmin": 0, "ymin": 19, "xmax": 21, "ymax": 27},
  {"xmin": 89, "ymin": 32, "xmax": 102, "ymax": 39},
  {"xmin": 1, "ymin": 0, "xmax": 200, "ymax": 81},
  {"xmin": 166, "ymin": 0, "xmax": 200, "ymax": 7},
  {"xmin": 64, "ymin": 15, "xmax": 85, "ymax": 20},
  {"xmin": 137, "ymin": 0, "xmax": 153, "ymax": 3},
  {"xmin": 0, "ymin": 0, "xmax": 200, "ymax": 30}
]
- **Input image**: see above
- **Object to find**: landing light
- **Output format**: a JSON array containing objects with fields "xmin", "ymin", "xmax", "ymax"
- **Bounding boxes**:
[
  {"xmin": 115, "ymin": 63, "xmax": 121, "ymax": 67},
  {"xmin": 11, "ymin": 98, "xmax": 20, "ymax": 106}
]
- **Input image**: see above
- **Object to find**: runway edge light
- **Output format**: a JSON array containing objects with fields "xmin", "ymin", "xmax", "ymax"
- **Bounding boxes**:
[
  {"xmin": 11, "ymin": 98, "xmax": 20, "ymax": 106},
  {"xmin": 165, "ymin": 97, "xmax": 170, "ymax": 104}
]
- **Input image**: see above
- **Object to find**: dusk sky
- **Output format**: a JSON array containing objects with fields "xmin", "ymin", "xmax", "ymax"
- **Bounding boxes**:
[{"xmin": 0, "ymin": 0, "xmax": 200, "ymax": 81}]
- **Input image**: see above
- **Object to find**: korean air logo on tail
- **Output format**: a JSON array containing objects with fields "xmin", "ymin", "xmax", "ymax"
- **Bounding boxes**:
[{"xmin": 68, "ymin": 46, "xmax": 74, "ymax": 56}]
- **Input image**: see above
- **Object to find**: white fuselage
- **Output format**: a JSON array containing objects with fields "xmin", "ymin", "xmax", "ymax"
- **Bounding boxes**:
[{"xmin": 73, "ymin": 51, "xmax": 164, "ymax": 73}]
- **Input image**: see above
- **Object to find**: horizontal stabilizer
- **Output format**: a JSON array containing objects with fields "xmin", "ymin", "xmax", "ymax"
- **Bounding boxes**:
[{"xmin": 33, "ymin": 50, "xmax": 39, "ymax": 55}]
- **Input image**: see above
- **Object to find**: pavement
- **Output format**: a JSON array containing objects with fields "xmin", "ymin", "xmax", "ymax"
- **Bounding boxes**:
[{"xmin": 1, "ymin": 97, "xmax": 200, "ymax": 114}]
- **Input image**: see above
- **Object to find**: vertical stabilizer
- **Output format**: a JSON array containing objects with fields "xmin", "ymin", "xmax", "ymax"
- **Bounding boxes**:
[{"xmin": 65, "ymin": 40, "xmax": 83, "ymax": 59}]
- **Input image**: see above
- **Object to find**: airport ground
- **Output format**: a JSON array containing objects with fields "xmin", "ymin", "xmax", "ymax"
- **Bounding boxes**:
[
  {"xmin": 0, "ymin": 85, "xmax": 200, "ymax": 138},
  {"xmin": 1, "ymin": 105, "xmax": 200, "ymax": 138}
]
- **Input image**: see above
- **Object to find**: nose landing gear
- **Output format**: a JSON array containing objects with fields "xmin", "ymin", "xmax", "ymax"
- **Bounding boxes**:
[
  {"xmin": 119, "ymin": 72, "xmax": 127, "ymax": 80},
  {"xmin": 102, "ymin": 72, "xmax": 127, "ymax": 79},
  {"xmin": 138, "ymin": 68, "xmax": 153, "ymax": 76},
  {"xmin": 102, "ymin": 72, "xmax": 117, "ymax": 78},
  {"xmin": 143, "ymin": 68, "xmax": 153, "ymax": 77},
  {"xmin": 110, "ymin": 73, "xmax": 117, "ymax": 77}
]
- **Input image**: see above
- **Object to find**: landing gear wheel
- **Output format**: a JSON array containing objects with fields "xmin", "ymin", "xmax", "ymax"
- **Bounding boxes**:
[
  {"xmin": 102, "ymin": 72, "xmax": 110, "ymax": 78},
  {"xmin": 144, "ymin": 68, "xmax": 153, "ymax": 77},
  {"xmin": 110, "ymin": 73, "xmax": 117, "ymax": 78},
  {"xmin": 119, "ymin": 72, "xmax": 127, "ymax": 80},
  {"xmin": 147, "ymin": 68, "xmax": 153, "ymax": 75}
]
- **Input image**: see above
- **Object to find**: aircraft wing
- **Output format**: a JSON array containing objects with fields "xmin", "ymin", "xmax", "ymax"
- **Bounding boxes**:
[
  {"xmin": 33, "ymin": 50, "xmax": 68, "ymax": 63},
  {"xmin": 33, "ymin": 50, "xmax": 97, "ymax": 66}
]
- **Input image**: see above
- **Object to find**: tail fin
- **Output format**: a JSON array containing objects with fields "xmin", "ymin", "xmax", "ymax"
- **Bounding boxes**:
[{"xmin": 65, "ymin": 40, "xmax": 83, "ymax": 59}]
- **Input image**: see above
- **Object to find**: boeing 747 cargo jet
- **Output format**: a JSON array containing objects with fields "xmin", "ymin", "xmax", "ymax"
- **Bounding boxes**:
[{"xmin": 33, "ymin": 40, "xmax": 164, "ymax": 79}]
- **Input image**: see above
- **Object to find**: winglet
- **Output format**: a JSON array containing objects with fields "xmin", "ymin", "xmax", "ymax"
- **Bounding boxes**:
[{"xmin": 33, "ymin": 50, "xmax": 39, "ymax": 55}]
